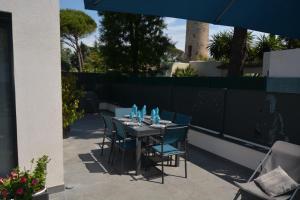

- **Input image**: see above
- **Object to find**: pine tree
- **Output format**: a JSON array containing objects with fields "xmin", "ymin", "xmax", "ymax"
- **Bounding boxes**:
[{"xmin": 99, "ymin": 12, "xmax": 171, "ymax": 75}]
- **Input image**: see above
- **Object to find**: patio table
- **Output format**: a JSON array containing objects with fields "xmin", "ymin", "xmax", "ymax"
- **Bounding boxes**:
[{"xmin": 114, "ymin": 117, "xmax": 179, "ymax": 175}]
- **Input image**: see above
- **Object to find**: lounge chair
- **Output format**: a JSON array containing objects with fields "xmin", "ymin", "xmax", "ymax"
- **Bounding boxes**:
[{"xmin": 234, "ymin": 141, "xmax": 300, "ymax": 200}]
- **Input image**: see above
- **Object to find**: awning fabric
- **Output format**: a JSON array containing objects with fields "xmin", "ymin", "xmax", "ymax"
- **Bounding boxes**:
[{"xmin": 84, "ymin": 0, "xmax": 300, "ymax": 38}]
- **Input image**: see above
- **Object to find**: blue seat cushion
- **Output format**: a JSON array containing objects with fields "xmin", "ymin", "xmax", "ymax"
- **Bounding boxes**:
[
  {"xmin": 152, "ymin": 144, "xmax": 184, "ymax": 156},
  {"xmin": 116, "ymin": 139, "xmax": 136, "ymax": 150}
]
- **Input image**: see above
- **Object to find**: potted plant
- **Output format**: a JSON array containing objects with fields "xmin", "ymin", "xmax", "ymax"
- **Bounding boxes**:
[{"xmin": 0, "ymin": 155, "xmax": 50, "ymax": 200}]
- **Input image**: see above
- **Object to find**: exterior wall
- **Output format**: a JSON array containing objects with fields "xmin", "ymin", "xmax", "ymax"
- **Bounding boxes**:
[
  {"xmin": 185, "ymin": 21, "xmax": 209, "ymax": 60},
  {"xmin": 189, "ymin": 61, "xmax": 225, "ymax": 77},
  {"xmin": 263, "ymin": 48, "xmax": 300, "ymax": 77},
  {"xmin": 0, "ymin": 0, "xmax": 63, "ymax": 189},
  {"xmin": 170, "ymin": 61, "xmax": 262, "ymax": 77},
  {"xmin": 188, "ymin": 129, "xmax": 266, "ymax": 170},
  {"xmin": 170, "ymin": 62, "xmax": 190, "ymax": 76}
]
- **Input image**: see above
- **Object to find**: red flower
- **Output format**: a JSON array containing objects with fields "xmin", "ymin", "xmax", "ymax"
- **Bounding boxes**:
[
  {"xmin": 20, "ymin": 176, "xmax": 27, "ymax": 184},
  {"xmin": 31, "ymin": 178, "xmax": 39, "ymax": 186},
  {"xmin": 0, "ymin": 178, "xmax": 4, "ymax": 185},
  {"xmin": 16, "ymin": 188, "xmax": 24, "ymax": 195},
  {"xmin": 1, "ymin": 189, "xmax": 9, "ymax": 198}
]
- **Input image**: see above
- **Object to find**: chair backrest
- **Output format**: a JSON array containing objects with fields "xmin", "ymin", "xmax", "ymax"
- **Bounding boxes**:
[
  {"xmin": 102, "ymin": 114, "xmax": 114, "ymax": 133},
  {"xmin": 163, "ymin": 126, "xmax": 189, "ymax": 145},
  {"xmin": 112, "ymin": 119, "xmax": 127, "ymax": 139},
  {"xmin": 115, "ymin": 107, "xmax": 131, "ymax": 118},
  {"xmin": 261, "ymin": 141, "xmax": 300, "ymax": 182},
  {"xmin": 174, "ymin": 113, "xmax": 192, "ymax": 126},
  {"xmin": 160, "ymin": 110, "xmax": 175, "ymax": 121}
]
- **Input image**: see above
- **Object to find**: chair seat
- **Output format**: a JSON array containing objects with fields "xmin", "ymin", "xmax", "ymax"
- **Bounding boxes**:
[
  {"xmin": 152, "ymin": 144, "xmax": 184, "ymax": 156},
  {"xmin": 235, "ymin": 181, "xmax": 291, "ymax": 200},
  {"xmin": 116, "ymin": 139, "xmax": 136, "ymax": 150}
]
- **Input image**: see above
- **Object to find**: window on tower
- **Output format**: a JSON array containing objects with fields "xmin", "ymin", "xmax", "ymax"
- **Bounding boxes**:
[{"xmin": 188, "ymin": 45, "xmax": 192, "ymax": 59}]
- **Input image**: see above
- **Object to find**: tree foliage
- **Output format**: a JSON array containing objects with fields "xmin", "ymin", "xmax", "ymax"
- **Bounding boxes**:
[
  {"xmin": 162, "ymin": 44, "xmax": 185, "ymax": 62},
  {"xmin": 282, "ymin": 38, "xmax": 300, "ymax": 49},
  {"xmin": 255, "ymin": 34, "xmax": 285, "ymax": 59},
  {"xmin": 83, "ymin": 45, "xmax": 106, "ymax": 73},
  {"xmin": 208, "ymin": 30, "xmax": 253, "ymax": 62},
  {"xmin": 61, "ymin": 46, "xmax": 73, "ymax": 71},
  {"xmin": 99, "ymin": 12, "xmax": 172, "ymax": 75},
  {"xmin": 61, "ymin": 42, "xmax": 105, "ymax": 73},
  {"xmin": 60, "ymin": 9, "xmax": 97, "ymax": 71},
  {"xmin": 208, "ymin": 31, "xmax": 233, "ymax": 61}
]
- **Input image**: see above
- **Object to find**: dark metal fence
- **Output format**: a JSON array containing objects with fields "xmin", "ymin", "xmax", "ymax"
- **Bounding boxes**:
[{"xmin": 63, "ymin": 72, "xmax": 300, "ymax": 147}]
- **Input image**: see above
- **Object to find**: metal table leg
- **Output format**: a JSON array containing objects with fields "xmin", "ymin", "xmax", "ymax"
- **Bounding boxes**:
[
  {"xmin": 136, "ymin": 137, "xmax": 142, "ymax": 175},
  {"xmin": 175, "ymin": 141, "xmax": 181, "ymax": 167}
]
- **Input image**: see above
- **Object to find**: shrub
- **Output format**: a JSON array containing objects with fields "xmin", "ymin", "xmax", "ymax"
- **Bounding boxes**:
[
  {"xmin": 62, "ymin": 75, "xmax": 84, "ymax": 130},
  {"xmin": 173, "ymin": 66, "xmax": 198, "ymax": 77}
]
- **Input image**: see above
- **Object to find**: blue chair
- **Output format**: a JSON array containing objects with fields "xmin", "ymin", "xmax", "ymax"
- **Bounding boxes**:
[
  {"xmin": 101, "ymin": 114, "xmax": 117, "ymax": 162},
  {"xmin": 114, "ymin": 107, "xmax": 131, "ymax": 118},
  {"xmin": 174, "ymin": 113, "xmax": 192, "ymax": 126},
  {"xmin": 112, "ymin": 119, "xmax": 136, "ymax": 173},
  {"xmin": 151, "ymin": 126, "xmax": 189, "ymax": 184},
  {"xmin": 160, "ymin": 110, "xmax": 175, "ymax": 121}
]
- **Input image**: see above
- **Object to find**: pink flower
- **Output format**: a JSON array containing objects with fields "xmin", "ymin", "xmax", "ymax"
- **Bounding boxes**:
[
  {"xmin": 10, "ymin": 171, "xmax": 18, "ymax": 179},
  {"xmin": 0, "ymin": 178, "xmax": 4, "ymax": 185},
  {"xmin": 20, "ymin": 177, "xmax": 27, "ymax": 184},
  {"xmin": 16, "ymin": 188, "xmax": 24, "ymax": 195},
  {"xmin": 1, "ymin": 189, "xmax": 9, "ymax": 198},
  {"xmin": 31, "ymin": 178, "xmax": 39, "ymax": 186}
]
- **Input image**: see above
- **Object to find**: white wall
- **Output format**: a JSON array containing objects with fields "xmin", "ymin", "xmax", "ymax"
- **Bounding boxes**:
[
  {"xmin": 263, "ymin": 48, "xmax": 300, "ymax": 77},
  {"xmin": 188, "ymin": 129, "xmax": 266, "ymax": 170},
  {"xmin": 189, "ymin": 60, "xmax": 224, "ymax": 77},
  {"xmin": 0, "ymin": 0, "xmax": 63, "ymax": 189},
  {"xmin": 170, "ymin": 61, "xmax": 261, "ymax": 77},
  {"xmin": 169, "ymin": 62, "xmax": 190, "ymax": 76}
]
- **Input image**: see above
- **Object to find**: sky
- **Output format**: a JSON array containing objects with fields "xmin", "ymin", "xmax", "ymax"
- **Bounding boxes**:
[{"xmin": 60, "ymin": 0, "xmax": 265, "ymax": 51}]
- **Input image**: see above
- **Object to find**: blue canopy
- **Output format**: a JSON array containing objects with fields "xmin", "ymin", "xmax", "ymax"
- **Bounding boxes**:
[{"xmin": 84, "ymin": 0, "xmax": 300, "ymax": 38}]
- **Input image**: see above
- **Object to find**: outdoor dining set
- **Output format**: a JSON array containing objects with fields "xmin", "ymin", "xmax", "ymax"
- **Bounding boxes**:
[
  {"xmin": 98, "ymin": 105, "xmax": 300, "ymax": 199},
  {"xmin": 100, "ymin": 105, "xmax": 192, "ymax": 184}
]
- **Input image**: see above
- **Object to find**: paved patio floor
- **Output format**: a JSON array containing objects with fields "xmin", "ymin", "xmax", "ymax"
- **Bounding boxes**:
[{"xmin": 50, "ymin": 113, "xmax": 254, "ymax": 200}]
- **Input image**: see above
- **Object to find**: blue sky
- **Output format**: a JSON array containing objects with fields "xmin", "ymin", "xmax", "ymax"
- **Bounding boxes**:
[{"xmin": 60, "ymin": 0, "xmax": 264, "ymax": 51}]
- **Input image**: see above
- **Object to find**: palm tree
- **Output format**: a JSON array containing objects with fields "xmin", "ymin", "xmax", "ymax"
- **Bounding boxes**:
[
  {"xmin": 255, "ymin": 34, "xmax": 285, "ymax": 59},
  {"xmin": 208, "ymin": 31, "xmax": 232, "ymax": 61},
  {"xmin": 227, "ymin": 27, "xmax": 248, "ymax": 77}
]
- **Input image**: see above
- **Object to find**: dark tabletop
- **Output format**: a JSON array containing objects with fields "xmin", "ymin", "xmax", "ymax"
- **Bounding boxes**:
[{"xmin": 114, "ymin": 117, "xmax": 178, "ymax": 138}]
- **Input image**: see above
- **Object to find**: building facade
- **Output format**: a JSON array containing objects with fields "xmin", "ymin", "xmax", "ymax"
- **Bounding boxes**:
[{"xmin": 0, "ymin": 0, "xmax": 64, "ymax": 192}]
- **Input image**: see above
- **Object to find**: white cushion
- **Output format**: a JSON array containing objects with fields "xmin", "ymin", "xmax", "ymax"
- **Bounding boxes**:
[{"xmin": 254, "ymin": 166, "xmax": 299, "ymax": 197}]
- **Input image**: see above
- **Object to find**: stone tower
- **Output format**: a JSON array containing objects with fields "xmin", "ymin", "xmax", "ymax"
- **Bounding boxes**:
[{"xmin": 185, "ymin": 21, "xmax": 209, "ymax": 61}]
